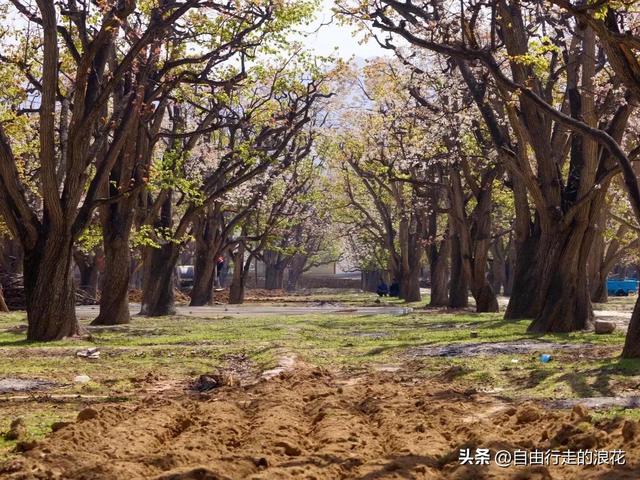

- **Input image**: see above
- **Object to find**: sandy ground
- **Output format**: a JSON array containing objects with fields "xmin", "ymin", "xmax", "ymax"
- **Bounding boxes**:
[{"xmin": 2, "ymin": 364, "xmax": 640, "ymax": 480}]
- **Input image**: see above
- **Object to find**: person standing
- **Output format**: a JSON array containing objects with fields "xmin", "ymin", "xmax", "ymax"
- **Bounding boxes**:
[{"xmin": 215, "ymin": 255, "xmax": 225, "ymax": 289}]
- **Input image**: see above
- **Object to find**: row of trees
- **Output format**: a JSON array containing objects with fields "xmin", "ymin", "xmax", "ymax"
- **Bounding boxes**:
[
  {"xmin": 0, "ymin": 0, "xmax": 338, "ymax": 339},
  {"xmin": 3, "ymin": 0, "xmax": 640, "ymax": 360},
  {"xmin": 328, "ymin": 0, "xmax": 640, "ymax": 356}
]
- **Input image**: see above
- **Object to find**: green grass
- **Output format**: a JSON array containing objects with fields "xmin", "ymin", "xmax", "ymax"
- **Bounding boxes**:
[
  {"xmin": 0, "ymin": 291, "xmax": 639, "ymax": 459},
  {"xmin": 0, "ymin": 407, "xmax": 77, "ymax": 461}
]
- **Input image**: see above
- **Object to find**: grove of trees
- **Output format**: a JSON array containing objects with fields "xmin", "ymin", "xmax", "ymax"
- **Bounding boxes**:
[{"xmin": 2, "ymin": 0, "xmax": 640, "ymax": 358}]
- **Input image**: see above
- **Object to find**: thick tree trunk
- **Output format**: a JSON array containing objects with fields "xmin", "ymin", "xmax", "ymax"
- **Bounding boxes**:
[
  {"xmin": 448, "ymin": 235, "xmax": 468, "ymax": 308},
  {"xmin": 229, "ymin": 277, "xmax": 245, "ymax": 304},
  {"xmin": 449, "ymin": 167, "xmax": 498, "ymax": 313},
  {"xmin": 24, "ymin": 236, "xmax": 80, "ymax": 341},
  {"xmin": 263, "ymin": 250, "xmax": 287, "ymax": 290},
  {"xmin": 475, "ymin": 285, "xmax": 499, "ymax": 312},
  {"xmin": 527, "ymin": 226, "xmax": 594, "ymax": 333},
  {"xmin": 505, "ymin": 233, "xmax": 542, "ymax": 319},
  {"xmin": 400, "ymin": 266, "xmax": 421, "ymax": 302},
  {"xmin": 429, "ymin": 238, "xmax": 449, "ymax": 306},
  {"xmin": 140, "ymin": 243, "xmax": 179, "ymax": 316},
  {"xmin": 93, "ymin": 237, "xmax": 131, "ymax": 325},
  {"xmin": 190, "ymin": 251, "xmax": 215, "ymax": 306}
]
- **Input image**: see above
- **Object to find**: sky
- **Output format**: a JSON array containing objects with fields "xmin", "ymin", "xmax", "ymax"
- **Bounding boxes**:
[{"xmin": 298, "ymin": 0, "xmax": 390, "ymax": 60}]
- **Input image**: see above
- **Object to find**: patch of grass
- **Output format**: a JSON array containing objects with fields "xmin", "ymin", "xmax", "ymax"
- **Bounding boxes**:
[
  {"xmin": 0, "ymin": 406, "xmax": 77, "ymax": 461},
  {"xmin": 0, "ymin": 290, "xmax": 639, "ymax": 456},
  {"xmin": 591, "ymin": 408, "xmax": 640, "ymax": 422},
  {"xmin": 593, "ymin": 295, "xmax": 638, "ymax": 311}
]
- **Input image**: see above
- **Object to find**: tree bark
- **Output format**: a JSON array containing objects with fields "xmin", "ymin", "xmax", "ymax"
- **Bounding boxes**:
[
  {"xmin": 400, "ymin": 265, "xmax": 421, "ymax": 302},
  {"xmin": 264, "ymin": 265, "xmax": 285, "ymax": 290},
  {"xmin": 93, "ymin": 237, "xmax": 131, "ymax": 325},
  {"xmin": 0, "ymin": 236, "xmax": 23, "ymax": 274},
  {"xmin": 504, "ymin": 240, "xmax": 516, "ymax": 296},
  {"xmin": 588, "ymin": 208, "xmax": 607, "ymax": 303},
  {"xmin": 429, "ymin": 237, "xmax": 449, "ymax": 306},
  {"xmin": 504, "ymin": 233, "xmax": 543, "ymax": 318},
  {"xmin": 24, "ymin": 236, "xmax": 80, "ymax": 341},
  {"xmin": 527, "ymin": 224, "xmax": 595, "ymax": 332},
  {"xmin": 285, "ymin": 254, "xmax": 307, "ymax": 292},
  {"xmin": 489, "ymin": 239, "xmax": 507, "ymax": 296},
  {"xmin": 0, "ymin": 286, "xmax": 8, "ymax": 312},
  {"xmin": 190, "ymin": 247, "xmax": 216, "ymax": 306},
  {"xmin": 448, "ymin": 234, "xmax": 468, "ymax": 308},
  {"xmin": 263, "ymin": 250, "xmax": 286, "ymax": 290},
  {"xmin": 140, "ymin": 242, "xmax": 179, "ymax": 316},
  {"xmin": 229, "ymin": 244, "xmax": 246, "ymax": 304},
  {"xmin": 449, "ymin": 167, "xmax": 498, "ymax": 312},
  {"xmin": 623, "ymin": 296, "xmax": 640, "ymax": 358},
  {"xmin": 189, "ymin": 212, "xmax": 218, "ymax": 306}
]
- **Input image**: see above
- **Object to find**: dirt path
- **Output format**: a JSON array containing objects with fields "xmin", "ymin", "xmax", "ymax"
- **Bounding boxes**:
[
  {"xmin": 75, "ymin": 303, "xmax": 413, "ymax": 319},
  {"xmin": 2, "ymin": 366, "xmax": 639, "ymax": 480}
]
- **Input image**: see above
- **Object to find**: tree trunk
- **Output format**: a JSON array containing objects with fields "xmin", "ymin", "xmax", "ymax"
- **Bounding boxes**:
[
  {"xmin": 140, "ymin": 243, "xmax": 179, "ymax": 316},
  {"xmin": 75, "ymin": 253, "xmax": 99, "ymax": 299},
  {"xmin": 24, "ymin": 236, "xmax": 80, "ymax": 341},
  {"xmin": 190, "ymin": 210, "xmax": 220, "ymax": 306},
  {"xmin": 400, "ymin": 265, "xmax": 421, "ymax": 302},
  {"xmin": 361, "ymin": 270, "xmax": 384, "ymax": 292},
  {"xmin": 93, "ymin": 237, "xmax": 131, "ymax": 325},
  {"xmin": 0, "ymin": 286, "xmax": 8, "ymax": 312},
  {"xmin": 588, "ymin": 207, "xmax": 607, "ymax": 303},
  {"xmin": 591, "ymin": 275, "xmax": 608, "ymax": 304},
  {"xmin": 0, "ymin": 235, "xmax": 23, "ymax": 274},
  {"xmin": 190, "ymin": 249, "xmax": 216, "ymax": 306},
  {"xmin": 503, "ymin": 238, "xmax": 516, "ymax": 296},
  {"xmin": 622, "ymin": 296, "xmax": 640, "ymax": 358},
  {"xmin": 429, "ymin": 237, "xmax": 449, "ymax": 306},
  {"xmin": 286, "ymin": 254, "xmax": 307, "ymax": 292},
  {"xmin": 229, "ymin": 245, "xmax": 246, "ymax": 304},
  {"xmin": 504, "ymin": 233, "xmax": 542, "ymax": 319},
  {"xmin": 448, "ymin": 235, "xmax": 468, "ymax": 308},
  {"xmin": 527, "ymin": 226, "xmax": 594, "ymax": 332},
  {"xmin": 264, "ymin": 264, "xmax": 285, "ymax": 290},
  {"xmin": 489, "ymin": 240, "xmax": 507, "ymax": 296},
  {"xmin": 449, "ymin": 167, "xmax": 496, "ymax": 311},
  {"xmin": 263, "ymin": 250, "xmax": 286, "ymax": 290}
]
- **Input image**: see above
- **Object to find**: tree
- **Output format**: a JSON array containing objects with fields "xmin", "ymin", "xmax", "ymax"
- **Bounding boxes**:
[
  {"xmin": 228, "ymin": 154, "xmax": 318, "ymax": 303},
  {"xmin": 92, "ymin": 0, "xmax": 314, "ymax": 324},
  {"xmin": 136, "ymin": 58, "xmax": 330, "ymax": 314},
  {"xmin": 0, "ymin": 0, "xmax": 206, "ymax": 339},
  {"xmin": 342, "ymin": 0, "xmax": 635, "ymax": 331}
]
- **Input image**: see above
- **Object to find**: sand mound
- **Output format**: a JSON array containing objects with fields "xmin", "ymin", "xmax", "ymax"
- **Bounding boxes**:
[{"xmin": 1, "ymin": 368, "xmax": 639, "ymax": 479}]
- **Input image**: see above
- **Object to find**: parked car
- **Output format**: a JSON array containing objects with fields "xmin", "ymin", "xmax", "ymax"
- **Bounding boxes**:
[
  {"xmin": 606, "ymin": 278, "xmax": 639, "ymax": 296},
  {"xmin": 177, "ymin": 265, "xmax": 195, "ymax": 291}
]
